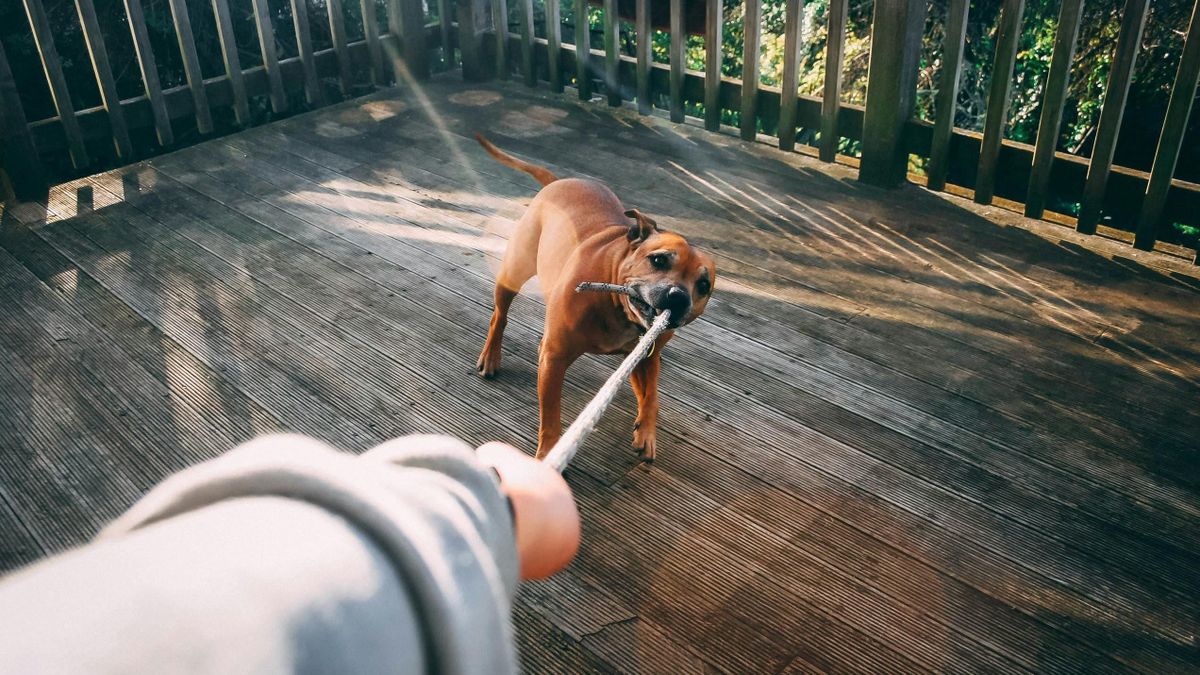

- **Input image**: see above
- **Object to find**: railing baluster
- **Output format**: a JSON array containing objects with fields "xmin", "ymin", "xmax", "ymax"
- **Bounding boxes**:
[
  {"xmin": 974, "ymin": 0, "xmax": 1024, "ymax": 204},
  {"xmin": 1024, "ymin": 0, "xmax": 1082, "ymax": 217},
  {"xmin": 1135, "ymin": 0, "xmax": 1200, "ymax": 251},
  {"xmin": 21, "ymin": 0, "xmax": 90, "ymax": 168},
  {"xmin": 212, "ymin": 0, "xmax": 252, "ymax": 123},
  {"xmin": 703, "ymin": 0, "xmax": 722, "ymax": 131},
  {"xmin": 74, "ymin": 0, "xmax": 133, "ymax": 159},
  {"xmin": 438, "ymin": 0, "xmax": 454, "ymax": 67},
  {"xmin": 522, "ymin": 0, "xmax": 537, "ymax": 86},
  {"xmin": 777, "ymin": 0, "xmax": 801, "ymax": 150},
  {"xmin": 1077, "ymin": 0, "xmax": 1150, "ymax": 234},
  {"xmin": 669, "ymin": 0, "xmax": 684, "ymax": 120},
  {"xmin": 166, "ymin": 0, "xmax": 215, "ymax": 133},
  {"xmin": 0, "ymin": 38, "xmax": 46, "ymax": 198},
  {"xmin": 360, "ymin": 0, "xmax": 385, "ymax": 85},
  {"xmin": 635, "ymin": 0, "xmax": 650, "ymax": 112},
  {"xmin": 605, "ymin": 0, "xmax": 620, "ymax": 104},
  {"xmin": 250, "ymin": 0, "xmax": 288, "ymax": 112},
  {"xmin": 328, "ymin": 0, "xmax": 354, "ymax": 96},
  {"xmin": 547, "ymin": 0, "xmax": 563, "ymax": 92},
  {"xmin": 925, "ymin": 0, "xmax": 967, "ymax": 188},
  {"xmin": 575, "ymin": 0, "xmax": 591, "ymax": 99},
  {"xmin": 494, "ymin": 0, "xmax": 510, "ymax": 79},
  {"xmin": 739, "ymin": 0, "xmax": 761, "ymax": 141},
  {"xmin": 123, "ymin": 0, "xmax": 173, "ymax": 146},
  {"xmin": 290, "ymin": 0, "xmax": 324, "ymax": 103},
  {"xmin": 819, "ymin": 0, "xmax": 847, "ymax": 162}
]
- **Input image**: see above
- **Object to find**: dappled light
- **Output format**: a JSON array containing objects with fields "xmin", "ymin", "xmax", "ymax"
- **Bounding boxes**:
[{"xmin": 1, "ymin": 72, "xmax": 1198, "ymax": 673}]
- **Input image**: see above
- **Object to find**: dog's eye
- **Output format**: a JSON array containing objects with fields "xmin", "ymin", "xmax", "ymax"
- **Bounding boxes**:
[
  {"xmin": 696, "ymin": 278, "xmax": 710, "ymax": 296},
  {"xmin": 649, "ymin": 254, "xmax": 670, "ymax": 269}
]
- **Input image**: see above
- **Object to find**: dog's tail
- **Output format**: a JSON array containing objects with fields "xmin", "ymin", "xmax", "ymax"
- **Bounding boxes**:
[{"xmin": 475, "ymin": 133, "xmax": 559, "ymax": 187}]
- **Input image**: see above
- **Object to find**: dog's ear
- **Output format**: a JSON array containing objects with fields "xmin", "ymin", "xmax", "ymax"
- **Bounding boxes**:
[{"xmin": 624, "ymin": 208, "xmax": 657, "ymax": 243}]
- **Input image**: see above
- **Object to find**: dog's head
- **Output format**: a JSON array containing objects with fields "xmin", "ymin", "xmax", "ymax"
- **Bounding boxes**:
[{"xmin": 617, "ymin": 209, "xmax": 716, "ymax": 330}]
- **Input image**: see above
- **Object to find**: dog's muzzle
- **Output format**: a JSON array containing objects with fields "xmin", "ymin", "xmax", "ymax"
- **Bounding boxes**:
[{"xmin": 657, "ymin": 285, "xmax": 691, "ymax": 327}]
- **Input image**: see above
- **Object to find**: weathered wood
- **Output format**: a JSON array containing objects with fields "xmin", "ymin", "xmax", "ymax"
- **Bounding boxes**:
[
  {"xmin": 819, "ymin": 0, "xmax": 847, "ymax": 161},
  {"xmin": 974, "ymin": 0, "xmax": 1025, "ymax": 205},
  {"xmin": 437, "ymin": 0, "xmax": 454, "ymax": 67},
  {"xmin": 739, "ymin": 0, "xmax": 761, "ymax": 140},
  {"xmin": 777, "ymin": 0, "xmax": 802, "ymax": 150},
  {"xmin": 289, "ymin": 0, "xmax": 324, "ymax": 104},
  {"xmin": 243, "ymin": 111, "xmax": 1200, "ymax": 530},
  {"xmin": 520, "ymin": 0, "xmax": 536, "ymax": 86},
  {"xmin": 0, "ymin": 39, "xmax": 46, "ymax": 199},
  {"xmin": 1135, "ymin": 0, "xmax": 1200, "ymax": 250},
  {"xmin": 413, "ymin": 82, "xmax": 1200, "ymax": 428},
  {"xmin": 859, "ymin": 0, "xmax": 924, "ymax": 186},
  {"xmin": 636, "ymin": 0, "xmax": 651, "ymax": 113},
  {"xmin": 212, "ymin": 0, "xmax": 253, "ymax": 122},
  {"xmin": 250, "ymin": 0, "xmax": 289, "ymax": 112},
  {"xmin": 280, "ymin": 91, "xmax": 1200, "ymax": 502},
  {"xmin": 546, "ymin": 0, "xmax": 563, "ymax": 91},
  {"xmin": 456, "ymin": 0, "xmax": 487, "ymax": 80},
  {"xmin": 394, "ymin": 0, "xmax": 431, "ymax": 80},
  {"xmin": 703, "ymin": 0, "xmax": 722, "ymax": 130},
  {"xmin": 925, "ymin": 0, "xmax": 967, "ymax": 189},
  {"xmin": 21, "ymin": 0, "xmax": 90, "ymax": 168},
  {"xmin": 493, "ymin": 0, "xmax": 511, "ymax": 79},
  {"xmin": 7, "ymin": 77, "xmax": 1200, "ymax": 673},
  {"xmin": 360, "ymin": 0, "xmax": 386, "ymax": 85},
  {"xmin": 327, "ymin": 0, "xmax": 355, "ymax": 95},
  {"xmin": 605, "ymin": 0, "xmax": 621, "ymax": 104},
  {"xmin": 1024, "ymin": 0, "xmax": 1082, "ymax": 217},
  {"xmin": 1077, "ymin": 0, "xmax": 1150, "ymax": 234},
  {"xmin": 123, "ymin": 0, "xmax": 174, "ymax": 145},
  {"xmin": 165, "ymin": 0, "xmax": 215, "ymax": 133},
  {"xmin": 668, "ymin": 0, "xmax": 684, "ymax": 120},
  {"xmin": 575, "ymin": 0, "xmax": 592, "ymax": 99},
  {"xmin": 201, "ymin": 108, "xmax": 1200, "ymax": 666},
  {"xmin": 73, "ymin": 0, "xmax": 133, "ymax": 158}
]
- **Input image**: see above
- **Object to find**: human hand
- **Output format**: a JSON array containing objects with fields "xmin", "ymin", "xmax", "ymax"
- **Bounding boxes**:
[{"xmin": 476, "ymin": 442, "xmax": 581, "ymax": 580}]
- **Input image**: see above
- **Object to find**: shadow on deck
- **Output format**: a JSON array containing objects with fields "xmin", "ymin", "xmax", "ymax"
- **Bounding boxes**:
[{"xmin": 1, "ymin": 75, "xmax": 1198, "ymax": 673}]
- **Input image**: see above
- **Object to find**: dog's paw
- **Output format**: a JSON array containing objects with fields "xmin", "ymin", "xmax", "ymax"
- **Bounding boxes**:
[
  {"xmin": 632, "ymin": 425, "xmax": 657, "ymax": 463},
  {"xmin": 476, "ymin": 350, "xmax": 500, "ymax": 379}
]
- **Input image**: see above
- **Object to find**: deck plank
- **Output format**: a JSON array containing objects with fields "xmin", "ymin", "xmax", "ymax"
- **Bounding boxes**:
[
  {"xmin": 358, "ymin": 86, "xmax": 1200, "ymax": 431},
  {"xmin": 138, "ymin": 144, "xmax": 1080, "ymax": 667},
  {"xmin": 372, "ymin": 96, "xmax": 1200, "ymax": 473},
  {"xmin": 155, "ymin": 123, "xmax": 1191, "ymax": 668},
  {"xmin": 270, "ymin": 96, "xmax": 1200, "ymax": 540}
]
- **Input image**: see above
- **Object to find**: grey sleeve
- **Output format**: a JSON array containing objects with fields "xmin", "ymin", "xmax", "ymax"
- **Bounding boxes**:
[{"xmin": 0, "ymin": 434, "xmax": 521, "ymax": 675}]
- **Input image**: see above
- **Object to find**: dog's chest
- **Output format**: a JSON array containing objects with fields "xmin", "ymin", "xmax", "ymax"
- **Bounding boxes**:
[{"xmin": 592, "ymin": 323, "xmax": 643, "ymax": 355}]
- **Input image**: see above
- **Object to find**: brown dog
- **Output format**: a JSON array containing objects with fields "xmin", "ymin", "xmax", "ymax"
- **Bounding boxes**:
[{"xmin": 475, "ymin": 135, "xmax": 716, "ymax": 462}]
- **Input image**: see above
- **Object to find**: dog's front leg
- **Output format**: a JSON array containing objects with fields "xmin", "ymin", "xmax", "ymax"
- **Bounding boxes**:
[
  {"xmin": 630, "ymin": 349, "xmax": 662, "ymax": 462},
  {"xmin": 535, "ymin": 345, "xmax": 576, "ymax": 460}
]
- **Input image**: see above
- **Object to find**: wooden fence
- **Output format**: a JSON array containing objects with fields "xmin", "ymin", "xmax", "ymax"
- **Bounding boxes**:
[{"xmin": 1, "ymin": 0, "xmax": 1198, "ymax": 258}]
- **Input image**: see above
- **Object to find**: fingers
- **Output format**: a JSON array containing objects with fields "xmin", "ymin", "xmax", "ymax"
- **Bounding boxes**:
[{"xmin": 476, "ymin": 442, "xmax": 580, "ymax": 581}]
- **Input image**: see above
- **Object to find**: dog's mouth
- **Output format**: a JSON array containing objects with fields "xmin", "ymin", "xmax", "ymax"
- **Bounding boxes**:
[{"xmin": 624, "ymin": 291, "xmax": 656, "ymax": 329}]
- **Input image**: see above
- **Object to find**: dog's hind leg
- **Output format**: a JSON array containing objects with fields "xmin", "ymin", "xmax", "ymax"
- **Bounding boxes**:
[
  {"xmin": 478, "ymin": 284, "xmax": 517, "ymax": 378},
  {"xmin": 477, "ymin": 214, "xmax": 540, "ymax": 378}
]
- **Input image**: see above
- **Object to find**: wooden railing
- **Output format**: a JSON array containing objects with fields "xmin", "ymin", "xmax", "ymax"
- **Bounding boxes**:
[
  {"xmin": 0, "ymin": 0, "xmax": 436, "ymax": 200},
  {"xmin": 2, "ymin": 0, "xmax": 1198, "ymax": 259}
]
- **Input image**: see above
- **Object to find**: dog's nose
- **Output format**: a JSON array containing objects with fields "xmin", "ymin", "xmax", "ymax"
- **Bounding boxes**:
[{"xmin": 662, "ymin": 285, "xmax": 691, "ymax": 317}]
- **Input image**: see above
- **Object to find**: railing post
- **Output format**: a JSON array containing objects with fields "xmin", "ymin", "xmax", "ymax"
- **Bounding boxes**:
[
  {"xmin": 399, "ymin": 0, "xmax": 430, "ymax": 80},
  {"xmin": 859, "ymin": 0, "xmax": 925, "ymax": 187},
  {"xmin": 0, "ymin": 38, "xmax": 46, "ymax": 201},
  {"xmin": 458, "ymin": 0, "xmax": 492, "ymax": 80}
]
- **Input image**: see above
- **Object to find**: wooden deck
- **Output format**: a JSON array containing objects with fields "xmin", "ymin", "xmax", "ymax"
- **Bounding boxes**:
[{"xmin": 2, "ymin": 75, "xmax": 1199, "ymax": 673}]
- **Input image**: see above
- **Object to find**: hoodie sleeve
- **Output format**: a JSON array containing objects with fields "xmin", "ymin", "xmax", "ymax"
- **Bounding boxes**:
[{"xmin": 0, "ymin": 434, "xmax": 521, "ymax": 675}]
